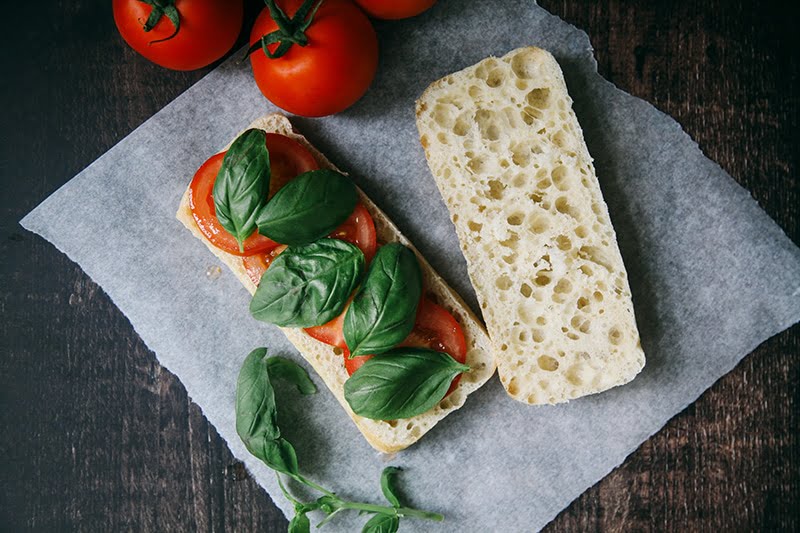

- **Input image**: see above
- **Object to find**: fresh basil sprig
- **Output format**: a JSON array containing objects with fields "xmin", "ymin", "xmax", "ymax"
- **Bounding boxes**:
[
  {"xmin": 344, "ymin": 348, "xmax": 470, "ymax": 420},
  {"xmin": 213, "ymin": 129, "xmax": 271, "ymax": 252},
  {"xmin": 344, "ymin": 243, "xmax": 422, "ymax": 357},
  {"xmin": 250, "ymin": 239, "xmax": 365, "ymax": 328},
  {"xmin": 257, "ymin": 169, "xmax": 357, "ymax": 245},
  {"xmin": 235, "ymin": 348, "xmax": 444, "ymax": 532}
]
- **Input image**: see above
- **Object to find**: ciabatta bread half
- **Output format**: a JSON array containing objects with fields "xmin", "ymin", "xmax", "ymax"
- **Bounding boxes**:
[
  {"xmin": 415, "ymin": 47, "xmax": 645, "ymax": 405},
  {"xmin": 177, "ymin": 114, "xmax": 495, "ymax": 452}
]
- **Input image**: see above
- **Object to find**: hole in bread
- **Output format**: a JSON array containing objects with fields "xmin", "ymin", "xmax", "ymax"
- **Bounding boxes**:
[
  {"xmin": 507, "ymin": 377, "xmax": 519, "ymax": 395},
  {"xmin": 555, "ymin": 197, "xmax": 580, "ymax": 219},
  {"xmin": 487, "ymin": 179, "xmax": 506, "ymax": 200},
  {"xmin": 453, "ymin": 116, "xmax": 470, "ymax": 136},
  {"xmin": 500, "ymin": 343, "xmax": 508, "ymax": 351},
  {"xmin": 515, "ymin": 79, "xmax": 527, "ymax": 90},
  {"xmin": 529, "ymin": 192, "xmax": 544, "ymax": 204},
  {"xmin": 468, "ymin": 221, "xmax": 482, "ymax": 232},
  {"xmin": 566, "ymin": 365, "xmax": 584, "ymax": 385},
  {"xmin": 593, "ymin": 290, "xmax": 604, "ymax": 302},
  {"xmin": 510, "ymin": 49, "xmax": 539, "ymax": 79},
  {"xmin": 520, "ymin": 283, "xmax": 533, "ymax": 297},
  {"xmin": 526, "ymin": 88, "xmax": 551, "ymax": 109},
  {"xmin": 528, "ymin": 214, "xmax": 549, "ymax": 234},
  {"xmin": 507, "ymin": 212, "xmax": 524, "ymax": 226},
  {"xmin": 502, "ymin": 253, "xmax": 517, "ymax": 265},
  {"xmin": 436, "ymin": 132, "xmax": 449, "ymax": 145},
  {"xmin": 486, "ymin": 68, "xmax": 505, "ymax": 87},
  {"xmin": 577, "ymin": 296, "xmax": 590, "ymax": 310},
  {"xmin": 500, "ymin": 233, "xmax": 519, "ymax": 249},
  {"xmin": 554, "ymin": 279, "xmax": 572, "ymax": 294},
  {"xmin": 512, "ymin": 173, "xmax": 526, "ymax": 187},
  {"xmin": 532, "ymin": 329, "xmax": 545, "ymax": 342},
  {"xmin": 518, "ymin": 330, "xmax": 529, "ymax": 342},
  {"xmin": 566, "ymin": 332, "xmax": 579, "ymax": 340},
  {"xmin": 387, "ymin": 420, "xmax": 398, "ymax": 428},
  {"xmin": 510, "ymin": 142, "xmax": 532, "ymax": 167},
  {"xmin": 521, "ymin": 106, "xmax": 542, "ymax": 125},
  {"xmin": 410, "ymin": 427, "xmax": 421, "ymax": 438},
  {"xmin": 552, "ymin": 165, "xmax": 570, "ymax": 190},
  {"xmin": 468, "ymin": 85, "xmax": 481, "ymax": 98},
  {"xmin": 538, "ymin": 355, "xmax": 559, "ymax": 371},
  {"xmin": 534, "ymin": 273, "xmax": 551, "ymax": 286},
  {"xmin": 467, "ymin": 155, "xmax": 487, "ymax": 173},
  {"xmin": 495, "ymin": 275, "xmax": 512, "ymax": 290},
  {"xmin": 333, "ymin": 347, "xmax": 343, "ymax": 356},
  {"xmin": 432, "ymin": 104, "xmax": 454, "ymax": 129},
  {"xmin": 579, "ymin": 246, "xmax": 614, "ymax": 271},
  {"xmin": 580, "ymin": 264, "xmax": 594, "ymax": 277},
  {"xmin": 609, "ymin": 327, "xmax": 623, "ymax": 345},
  {"xmin": 570, "ymin": 315, "xmax": 591, "ymax": 333},
  {"xmin": 551, "ymin": 130, "xmax": 568, "ymax": 149},
  {"xmin": 575, "ymin": 226, "xmax": 588, "ymax": 238},
  {"xmin": 555, "ymin": 235, "xmax": 572, "ymax": 250}
]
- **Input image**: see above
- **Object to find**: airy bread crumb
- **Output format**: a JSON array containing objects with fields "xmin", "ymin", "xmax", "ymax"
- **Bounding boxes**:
[{"xmin": 415, "ymin": 47, "xmax": 645, "ymax": 404}]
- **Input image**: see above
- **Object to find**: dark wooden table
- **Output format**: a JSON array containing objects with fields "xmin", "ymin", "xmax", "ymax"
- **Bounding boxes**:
[{"xmin": 2, "ymin": 0, "xmax": 797, "ymax": 531}]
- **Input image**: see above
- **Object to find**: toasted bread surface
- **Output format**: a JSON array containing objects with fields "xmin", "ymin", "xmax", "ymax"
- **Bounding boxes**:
[
  {"xmin": 415, "ymin": 47, "xmax": 645, "ymax": 405},
  {"xmin": 177, "ymin": 114, "xmax": 495, "ymax": 452}
]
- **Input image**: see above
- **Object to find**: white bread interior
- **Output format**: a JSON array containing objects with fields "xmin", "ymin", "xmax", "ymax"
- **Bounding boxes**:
[
  {"xmin": 415, "ymin": 47, "xmax": 645, "ymax": 405},
  {"xmin": 177, "ymin": 114, "xmax": 496, "ymax": 453}
]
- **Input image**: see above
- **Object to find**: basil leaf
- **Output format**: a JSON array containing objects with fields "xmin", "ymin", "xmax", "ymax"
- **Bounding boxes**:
[
  {"xmin": 344, "ymin": 348, "xmax": 470, "ymax": 420},
  {"xmin": 235, "ymin": 350, "xmax": 310, "ymax": 476},
  {"xmin": 236, "ymin": 348, "xmax": 280, "ymax": 455},
  {"xmin": 266, "ymin": 358, "xmax": 317, "ymax": 395},
  {"xmin": 262, "ymin": 437, "xmax": 299, "ymax": 477},
  {"xmin": 213, "ymin": 129, "xmax": 270, "ymax": 252},
  {"xmin": 250, "ymin": 239, "xmax": 365, "ymax": 328},
  {"xmin": 344, "ymin": 243, "xmax": 422, "ymax": 357},
  {"xmin": 380, "ymin": 467, "xmax": 402, "ymax": 508},
  {"xmin": 362, "ymin": 513, "xmax": 399, "ymax": 533},
  {"xmin": 256, "ymin": 169, "xmax": 357, "ymax": 245},
  {"xmin": 288, "ymin": 512, "xmax": 310, "ymax": 533}
]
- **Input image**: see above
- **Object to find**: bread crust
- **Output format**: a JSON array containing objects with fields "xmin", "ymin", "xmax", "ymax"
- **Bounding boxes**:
[{"xmin": 176, "ymin": 114, "xmax": 495, "ymax": 453}]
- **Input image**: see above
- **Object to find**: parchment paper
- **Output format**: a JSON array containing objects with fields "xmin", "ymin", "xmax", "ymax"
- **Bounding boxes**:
[{"xmin": 21, "ymin": 1, "xmax": 800, "ymax": 531}]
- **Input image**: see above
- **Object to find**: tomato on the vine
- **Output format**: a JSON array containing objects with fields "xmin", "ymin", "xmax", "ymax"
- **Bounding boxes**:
[
  {"xmin": 354, "ymin": 0, "xmax": 436, "ymax": 20},
  {"xmin": 113, "ymin": 0, "xmax": 243, "ymax": 71},
  {"xmin": 248, "ymin": 0, "xmax": 378, "ymax": 117}
]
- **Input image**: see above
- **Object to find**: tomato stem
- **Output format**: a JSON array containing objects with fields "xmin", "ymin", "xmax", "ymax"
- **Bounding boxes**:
[
  {"xmin": 245, "ymin": 0, "xmax": 324, "ymax": 60},
  {"xmin": 139, "ymin": 0, "xmax": 180, "ymax": 45}
]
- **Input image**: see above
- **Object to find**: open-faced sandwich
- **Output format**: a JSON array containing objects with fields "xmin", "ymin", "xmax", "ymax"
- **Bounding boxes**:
[{"xmin": 177, "ymin": 114, "xmax": 495, "ymax": 453}]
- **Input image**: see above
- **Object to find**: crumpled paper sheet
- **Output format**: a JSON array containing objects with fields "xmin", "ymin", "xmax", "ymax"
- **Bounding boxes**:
[{"xmin": 21, "ymin": 1, "xmax": 800, "ymax": 531}]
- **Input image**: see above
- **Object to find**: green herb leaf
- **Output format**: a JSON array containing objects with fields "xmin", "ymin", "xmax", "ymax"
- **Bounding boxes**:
[
  {"xmin": 344, "ymin": 349, "xmax": 470, "ymax": 420},
  {"xmin": 362, "ymin": 513, "xmax": 400, "ymax": 533},
  {"xmin": 256, "ymin": 169, "xmax": 357, "ymax": 245},
  {"xmin": 288, "ymin": 511, "xmax": 311, "ymax": 533},
  {"xmin": 213, "ymin": 129, "xmax": 270, "ymax": 252},
  {"xmin": 380, "ymin": 467, "xmax": 402, "ymax": 508},
  {"xmin": 262, "ymin": 437, "xmax": 299, "ymax": 476},
  {"xmin": 250, "ymin": 239, "xmax": 365, "ymax": 328},
  {"xmin": 266, "ymin": 358, "xmax": 317, "ymax": 395},
  {"xmin": 344, "ymin": 243, "xmax": 422, "ymax": 357},
  {"xmin": 236, "ymin": 348, "xmax": 280, "ymax": 455}
]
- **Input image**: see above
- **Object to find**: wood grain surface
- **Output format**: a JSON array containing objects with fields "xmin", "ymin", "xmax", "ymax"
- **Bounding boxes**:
[{"xmin": 1, "ymin": 0, "xmax": 797, "ymax": 531}]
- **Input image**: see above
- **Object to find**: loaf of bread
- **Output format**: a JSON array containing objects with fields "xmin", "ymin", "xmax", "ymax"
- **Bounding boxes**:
[
  {"xmin": 415, "ymin": 47, "xmax": 645, "ymax": 404},
  {"xmin": 177, "ymin": 114, "xmax": 496, "ymax": 452}
]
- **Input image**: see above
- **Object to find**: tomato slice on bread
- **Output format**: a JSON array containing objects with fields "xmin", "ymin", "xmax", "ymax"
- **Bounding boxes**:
[{"xmin": 189, "ymin": 133, "xmax": 318, "ymax": 256}]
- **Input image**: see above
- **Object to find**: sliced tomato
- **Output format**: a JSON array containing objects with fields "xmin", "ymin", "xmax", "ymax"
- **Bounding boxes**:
[
  {"xmin": 189, "ymin": 133, "xmax": 318, "ymax": 256},
  {"xmin": 305, "ymin": 297, "xmax": 351, "ymax": 349},
  {"xmin": 334, "ymin": 298, "xmax": 468, "ymax": 395},
  {"xmin": 243, "ymin": 245, "xmax": 287, "ymax": 285},
  {"xmin": 330, "ymin": 203, "xmax": 377, "ymax": 263}
]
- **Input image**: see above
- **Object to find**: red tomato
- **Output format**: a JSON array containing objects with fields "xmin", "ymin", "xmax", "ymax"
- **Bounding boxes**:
[
  {"xmin": 335, "ymin": 297, "xmax": 468, "ymax": 396},
  {"xmin": 249, "ymin": 0, "xmax": 378, "ymax": 117},
  {"xmin": 113, "ymin": 0, "xmax": 243, "ymax": 71},
  {"xmin": 190, "ymin": 133, "xmax": 318, "ymax": 256},
  {"xmin": 305, "ymin": 298, "xmax": 351, "ymax": 349},
  {"xmin": 354, "ymin": 0, "xmax": 436, "ymax": 19},
  {"xmin": 246, "ymin": 203, "xmax": 377, "ymax": 285}
]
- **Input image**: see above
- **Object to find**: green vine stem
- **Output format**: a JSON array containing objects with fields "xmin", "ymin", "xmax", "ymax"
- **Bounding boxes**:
[
  {"xmin": 246, "ymin": 0, "xmax": 324, "ymax": 60},
  {"xmin": 139, "ymin": 0, "xmax": 180, "ymax": 44}
]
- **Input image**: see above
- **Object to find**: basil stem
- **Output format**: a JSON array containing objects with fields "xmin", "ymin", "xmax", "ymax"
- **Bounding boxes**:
[
  {"xmin": 213, "ymin": 129, "xmax": 271, "ymax": 252},
  {"xmin": 249, "ymin": 239, "xmax": 365, "ymax": 328},
  {"xmin": 256, "ymin": 169, "xmax": 357, "ymax": 245},
  {"xmin": 344, "ymin": 243, "xmax": 422, "ymax": 357},
  {"xmin": 344, "ymin": 349, "xmax": 470, "ymax": 420}
]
